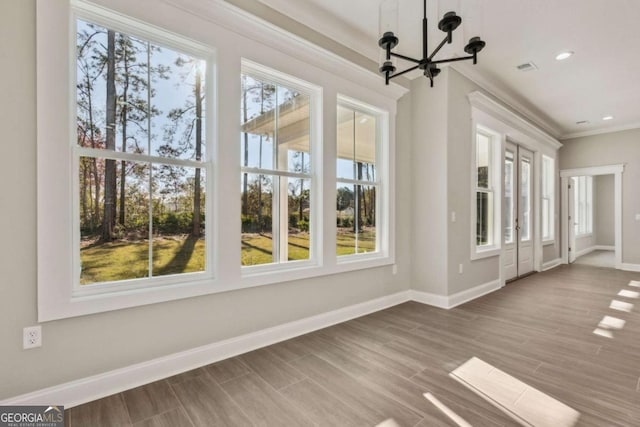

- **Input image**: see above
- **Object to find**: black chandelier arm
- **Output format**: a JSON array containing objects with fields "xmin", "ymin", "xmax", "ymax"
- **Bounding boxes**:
[
  {"xmin": 387, "ymin": 64, "xmax": 420, "ymax": 80},
  {"xmin": 428, "ymin": 36, "xmax": 450, "ymax": 61},
  {"xmin": 389, "ymin": 52, "xmax": 421, "ymax": 64},
  {"xmin": 430, "ymin": 54, "xmax": 475, "ymax": 65}
]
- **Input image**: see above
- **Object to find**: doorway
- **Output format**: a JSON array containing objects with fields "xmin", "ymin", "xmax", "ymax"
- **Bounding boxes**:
[
  {"xmin": 560, "ymin": 165, "xmax": 624, "ymax": 269},
  {"xmin": 503, "ymin": 141, "xmax": 534, "ymax": 281}
]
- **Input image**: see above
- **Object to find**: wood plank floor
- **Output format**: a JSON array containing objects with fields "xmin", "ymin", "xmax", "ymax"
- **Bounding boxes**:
[{"xmin": 65, "ymin": 264, "xmax": 640, "ymax": 426}]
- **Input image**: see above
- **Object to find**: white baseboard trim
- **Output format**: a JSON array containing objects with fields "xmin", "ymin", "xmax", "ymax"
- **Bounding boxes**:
[
  {"xmin": 575, "ymin": 246, "xmax": 596, "ymax": 258},
  {"xmin": 3, "ymin": 279, "xmax": 508, "ymax": 409},
  {"xmin": 593, "ymin": 245, "xmax": 615, "ymax": 251},
  {"xmin": 1, "ymin": 290, "xmax": 411, "ymax": 409},
  {"xmin": 411, "ymin": 279, "xmax": 502, "ymax": 310},
  {"xmin": 620, "ymin": 263, "xmax": 640, "ymax": 272},
  {"xmin": 409, "ymin": 290, "xmax": 449, "ymax": 309},
  {"xmin": 542, "ymin": 258, "xmax": 562, "ymax": 271}
]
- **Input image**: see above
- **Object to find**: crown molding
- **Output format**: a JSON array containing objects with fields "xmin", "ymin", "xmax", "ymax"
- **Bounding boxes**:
[
  {"xmin": 468, "ymin": 91, "xmax": 562, "ymax": 150},
  {"xmin": 561, "ymin": 122, "xmax": 640, "ymax": 140},
  {"xmin": 162, "ymin": 0, "xmax": 408, "ymax": 100},
  {"xmin": 450, "ymin": 62, "xmax": 563, "ymax": 139}
]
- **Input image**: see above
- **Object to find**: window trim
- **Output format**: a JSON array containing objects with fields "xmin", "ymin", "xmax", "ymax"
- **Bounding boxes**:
[
  {"xmin": 471, "ymin": 125, "xmax": 502, "ymax": 260},
  {"xmin": 239, "ymin": 59, "xmax": 322, "ymax": 275},
  {"xmin": 37, "ymin": 0, "xmax": 401, "ymax": 322},
  {"xmin": 37, "ymin": 0, "xmax": 219, "ymax": 320},
  {"xmin": 541, "ymin": 154, "xmax": 555, "ymax": 243},
  {"xmin": 335, "ymin": 95, "xmax": 389, "ymax": 261}
]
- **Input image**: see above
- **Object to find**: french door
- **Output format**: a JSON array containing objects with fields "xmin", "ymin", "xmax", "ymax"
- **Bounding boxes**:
[{"xmin": 504, "ymin": 141, "xmax": 534, "ymax": 281}]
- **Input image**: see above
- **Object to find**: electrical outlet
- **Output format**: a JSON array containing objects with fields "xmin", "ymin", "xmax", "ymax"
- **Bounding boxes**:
[{"xmin": 23, "ymin": 326, "xmax": 42, "ymax": 349}]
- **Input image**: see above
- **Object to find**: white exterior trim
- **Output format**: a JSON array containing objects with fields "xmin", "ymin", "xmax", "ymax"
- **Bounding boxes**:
[{"xmin": 542, "ymin": 258, "xmax": 562, "ymax": 271}]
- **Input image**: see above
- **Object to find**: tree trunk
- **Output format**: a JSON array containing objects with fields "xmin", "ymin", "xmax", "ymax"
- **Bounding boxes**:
[
  {"xmin": 356, "ymin": 162, "xmax": 363, "ymax": 233},
  {"xmin": 242, "ymin": 78, "xmax": 249, "ymax": 216},
  {"xmin": 86, "ymin": 73, "xmax": 100, "ymax": 231},
  {"xmin": 119, "ymin": 36, "xmax": 129, "ymax": 226},
  {"xmin": 192, "ymin": 64, "xmax": 202, "ymax": 237},
  {"xmin": 102, "ymin": 30, "xmax": 117, "ymax": 241}
]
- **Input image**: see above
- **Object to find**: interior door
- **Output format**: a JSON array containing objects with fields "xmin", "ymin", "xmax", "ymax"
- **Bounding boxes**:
[
  {"xmin": 568, "ymin": 178, "xmax": 576, "ymax": 263},
  {"xmin": 518, "ymin": 147, "xmax": 534, "ymax": 275},
  {"xmin": 503, "ymin": 142, "xmax": 518, "ymax": 281}
]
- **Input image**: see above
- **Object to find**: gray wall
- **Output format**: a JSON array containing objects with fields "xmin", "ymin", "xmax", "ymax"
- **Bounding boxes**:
[
  {"xmin": 447, "ymin": 69, "xmax": 500, "ymax": 293},
  {"xmin": 595, "ymin": 174, "xmax": 615, "ymax": 247},
  {"xmin": 410, "ymin": 74, "xmax": 449, "ymax": 295},
  {"xmin": 560, "ymin": 128, "xmax": 640, "ymax": 264},
  {"xmin": 0, "ymin": 0, "xmax": 411, "ymax": 400}
]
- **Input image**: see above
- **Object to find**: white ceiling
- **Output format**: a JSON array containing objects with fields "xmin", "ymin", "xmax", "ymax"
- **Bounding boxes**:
[{"xmin": 257, "ymin": 0, "xmax": 640, "ymax": 138}]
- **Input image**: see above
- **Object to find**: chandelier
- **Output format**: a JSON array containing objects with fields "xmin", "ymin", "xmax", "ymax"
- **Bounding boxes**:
[{"xmin": 378, "ymin": 0, "xmax": 486, "ymax": 86}]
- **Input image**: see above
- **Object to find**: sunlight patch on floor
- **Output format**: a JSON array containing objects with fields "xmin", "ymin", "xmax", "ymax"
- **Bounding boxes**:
[
  {"xmin": 618, "ymin": 289, "xmax": 639, "ymax": 299},
  {"xmin": 598, "ymin": 315, "xmax": 626, "ymax": 330},
  {"xmin": 610, "ymin": 300, "xmax": 634, "ymax": 313},
  {"xmin": 593, "ymin": 328, "xmax": 614, "ymax": 338},
  {"xmin": 423, "ymin": 392, "xmax": 472, "ymax": 427},
  {"xmin": 450, "ymin": 357, "xmax": 580, "ymax": 427}
]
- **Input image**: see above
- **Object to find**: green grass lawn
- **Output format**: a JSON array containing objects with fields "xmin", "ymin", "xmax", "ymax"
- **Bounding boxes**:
[
  {"xmin": 80, "ymin": 228, "xmax": 377, "ymax": 283},
  {"xmin": 80, "ymin": 236, "xmax": 205, "ymax": 284}
]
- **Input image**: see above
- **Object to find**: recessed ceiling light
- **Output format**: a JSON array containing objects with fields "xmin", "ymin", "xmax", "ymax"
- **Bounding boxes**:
[
  {"xmin": 602, "ymin": 116, "xmax": 614, "ymax": 121},
  {"xmin": 555, "ymin": 51, "xmax": 574, "ymax": 61}
]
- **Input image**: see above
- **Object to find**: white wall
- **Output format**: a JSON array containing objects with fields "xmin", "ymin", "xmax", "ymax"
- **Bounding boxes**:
[
  {"xmin": 0, "ymin": 0, "xmax": 411, "ymax": 400},
  {"xmin": 560, "ymin": 129, "xmax": 640, "ymax": 264},
  {"xmin": 594, "ymin": 174, "xmax": 615, "ymax": 247}
]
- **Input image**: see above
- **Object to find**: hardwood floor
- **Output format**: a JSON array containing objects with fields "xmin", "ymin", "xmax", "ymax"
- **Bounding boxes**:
[{"xmin": 65, "ymin": 264, "xmax": 640, "ymax": 426}]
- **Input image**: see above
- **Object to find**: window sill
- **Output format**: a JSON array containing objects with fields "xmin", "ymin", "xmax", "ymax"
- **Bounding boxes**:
[
  {"xmin": 543, "ymin": 239, "xmax": 556, "ymax": 247},
  {"xmin": 471, "ymin": 246, "xmax": 501, "ymax": 260}
]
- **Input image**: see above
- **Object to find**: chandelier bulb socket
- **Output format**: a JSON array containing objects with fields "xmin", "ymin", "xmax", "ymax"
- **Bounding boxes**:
[
  {"xmin": 438, "ymin": 11, "xmax": 462, "ymax": 33},
  {"xmin": 379, "ymin": 61, "xmax": 396, "ymax": 75},
  {"xmin": 464, "ymin": 36, "xmax": 486, "ymax": 55},
  {"xmin": 378, "ymin": 31, "xmax": 399, "ymax": 51}
]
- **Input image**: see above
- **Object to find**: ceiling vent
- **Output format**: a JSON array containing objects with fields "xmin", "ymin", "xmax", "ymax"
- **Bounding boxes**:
[
  {"xmin": 516, "ymin": 62, "xmax": 538, "ymax": 72},
  {"xmin": 576, "ymin": 120, "xmax": 590, "ymax": 125}
]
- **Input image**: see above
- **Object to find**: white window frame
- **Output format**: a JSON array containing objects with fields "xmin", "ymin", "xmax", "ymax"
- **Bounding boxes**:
[
  {"xmin": 240, "ymin": 60, "xmax": 322, "ymax": 276},
  {"xmin": 471, "ymin": 125, "xmax": 502, "ymax": 260},
  {"xmin": 37, "ymin": 0, "xmax": 401, "ymax": 321},
  {"xmin": 541, "ymin": 155, "xmax": 555, "ymax": 243},
  {"xmin": 37, "ymin": 0, "xmax": 217, "ymax": 321},
  {"xmin": 335, "ymin": 96, "xmax": 388, "ymax": 262}
]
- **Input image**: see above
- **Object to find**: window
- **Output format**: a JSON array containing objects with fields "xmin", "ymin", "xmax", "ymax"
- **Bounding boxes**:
[
  {"xmin": 473, "ymin": 127, "xmax": 501, "ymax": 258},
  {"xmin": 504, "ymin": 150, "xmax": 514, "ymax": 244},
  {"xmin": 74, "ymin": 15, "xmax": 212, "ymax": 289},
  {"xmin": 240, "ymin": 62, "xmax": 320, "ymax": 269},
  {"xmin": 542, "ymin": 155, "xmax": 555, "ymax": 241},
  {"xmin": 336, "ymin": 101, "xmax": 381, "ymax": 257},
  {"xmin": 573, "ymin": 176, "xmax": 593, "ymax": 236}
]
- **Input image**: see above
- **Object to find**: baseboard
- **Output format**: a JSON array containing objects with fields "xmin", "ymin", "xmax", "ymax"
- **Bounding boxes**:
[
  {"xmin": 411, "ymin": 279, "xmax": 502, "ymax": 310},
  {"xmin": 575, "ymin": 246, "xmax": 596, "ymax": 258},
  {"xmin": 409, "ymin": 290, "xmax": 449, "ymax": 309},
  {"xmin": 620, "ymin": 263, "xmax": 640, "ymax": 272},
  {"xmin": 542, "ymin": 258, "xmax": 562, "ymax": 271},
  {"xmin": 2, "ymin": 279, "xmax": 508, "ymax": 408},
  {"xmin": 593, "ymin": 245, "xmax": 615, "ymax": 251},
  {"xmin": 1, "ymin": 290, "xmax": 411, "ymax": 408}
]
